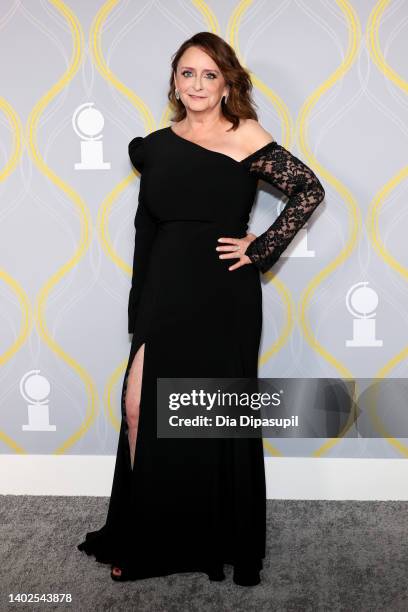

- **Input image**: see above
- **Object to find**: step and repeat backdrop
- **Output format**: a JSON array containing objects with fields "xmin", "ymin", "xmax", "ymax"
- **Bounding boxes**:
[{"xmin": 1, "ymin": 0, "xmax": 407, "ymax": 474}]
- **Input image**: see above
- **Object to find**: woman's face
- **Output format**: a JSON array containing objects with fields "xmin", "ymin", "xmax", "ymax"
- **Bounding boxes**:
[{"xmin": 174, "ymin": 46, "xmax": 228, "ymax": 114}]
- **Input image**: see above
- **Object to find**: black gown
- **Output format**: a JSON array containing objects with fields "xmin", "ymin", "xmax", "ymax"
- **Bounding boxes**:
[{"xmin": 78, "ymin": 125, "xmax": 325, "ymax": 586}]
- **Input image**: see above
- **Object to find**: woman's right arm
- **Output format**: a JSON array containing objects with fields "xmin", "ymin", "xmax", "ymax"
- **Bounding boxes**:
[{"xmin": 128, "ymin": 137, "xmax": 158, "ymax": 333}]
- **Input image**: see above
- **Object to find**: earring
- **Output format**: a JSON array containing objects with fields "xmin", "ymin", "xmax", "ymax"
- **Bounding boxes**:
[
  {"xmin": 223, "ymin": 93, "xmax": 229, "ymax": 104},
  {"xmin": 175, "ymin": 89, "xmax": 180, "ymax": 100}
]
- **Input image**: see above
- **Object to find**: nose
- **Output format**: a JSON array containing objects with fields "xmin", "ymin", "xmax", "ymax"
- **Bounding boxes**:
[{"xmin": 193, "ymin": 75, "xmax": 203, "ymax": 91}]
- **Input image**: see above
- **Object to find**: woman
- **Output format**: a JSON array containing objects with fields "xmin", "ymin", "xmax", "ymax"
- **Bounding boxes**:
[{"xmin": 78, "ymin": 32, "xmax": 325, "ymax": 586}]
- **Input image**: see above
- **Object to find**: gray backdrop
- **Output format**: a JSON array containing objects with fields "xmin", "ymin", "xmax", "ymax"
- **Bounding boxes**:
[{"xmin": 1, "ymin": 0, "xmax": 407, "ymax": 463}]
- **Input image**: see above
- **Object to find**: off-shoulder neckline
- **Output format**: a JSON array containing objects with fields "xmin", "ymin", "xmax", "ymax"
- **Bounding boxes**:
[{"xmin": 167, "ymin": 126, "xmax": 277, "ymax": 167}]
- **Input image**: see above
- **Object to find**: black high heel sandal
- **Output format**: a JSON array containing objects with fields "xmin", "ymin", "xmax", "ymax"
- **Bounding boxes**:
[
  {"xmin": 110, "ymin": 566, "xmax": 134, "ymax": 582},
  {"xmin": 233, "ymin": 564, "xmax": 261, "ymax": 586},
  {"xmin": 203, "ymin": 560, "xmax": 226, "ymax": 582},
  {"xmin": 206, "ymin": 567, "xmax": 226, "ymax": 582}
]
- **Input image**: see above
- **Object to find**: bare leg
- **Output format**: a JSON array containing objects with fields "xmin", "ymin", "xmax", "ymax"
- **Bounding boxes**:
[
  {"xmin": 125, "ymin": 342, "xmax": 145, "ymax": 469},
  {"xmin": 111, "ymin": 342, "xmax": 145, "ymax": 579}
]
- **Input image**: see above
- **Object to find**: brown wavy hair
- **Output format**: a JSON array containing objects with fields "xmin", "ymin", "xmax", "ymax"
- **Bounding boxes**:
[{"xmin": 167, "ymin": 32, "xmax": 258, "ymax": 131}]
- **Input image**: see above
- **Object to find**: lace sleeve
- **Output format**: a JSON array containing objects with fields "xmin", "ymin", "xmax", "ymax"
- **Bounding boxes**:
[
  {"xmin": 128, "ymin": 136, "xmax": 157, "ymax": 333},
  {"xmin": 244, "ymin": 141, "xmax": 325, "ymax": 274}
]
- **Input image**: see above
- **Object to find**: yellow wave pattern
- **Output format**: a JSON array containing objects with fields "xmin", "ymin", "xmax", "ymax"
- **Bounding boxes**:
[
  {"xmin": 27, "ymin": 0, "xmax": 98, "ymax": 454},
  {"xmin": 366, "ymin": 0, "xmax": 408, "ymax": 456},
  {"xmin": 296, "ymin": 0, "xmax": 362, "ymax": 456},
  {"xmin": 192, "ymin": 0, "xmax": 221, "ymax": 34},
  {"xmin": 0, "ymin": 99, "xmax": 28, "ymax": 453}
]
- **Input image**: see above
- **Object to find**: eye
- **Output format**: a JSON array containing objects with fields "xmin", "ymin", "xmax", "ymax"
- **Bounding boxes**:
[{"xmin": 180, "ymin": 70, "xmax": 217, "ymax": 79}]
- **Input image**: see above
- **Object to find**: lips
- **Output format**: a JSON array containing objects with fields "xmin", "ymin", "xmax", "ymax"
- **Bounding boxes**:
[{"xmin": 189, "ymin": 95, "xmax": 205, "ymax": 99}]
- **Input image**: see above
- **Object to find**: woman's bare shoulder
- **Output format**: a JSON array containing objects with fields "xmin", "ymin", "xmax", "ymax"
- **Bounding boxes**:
[{"xmin": 239, "ymin": 119, "xmax": 275, "ymax": 150}]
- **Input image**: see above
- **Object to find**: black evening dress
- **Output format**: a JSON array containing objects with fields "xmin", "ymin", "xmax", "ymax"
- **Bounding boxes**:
[{"xmin": 77, "ymin": 125, "xmax": 325, "ymax": 586}]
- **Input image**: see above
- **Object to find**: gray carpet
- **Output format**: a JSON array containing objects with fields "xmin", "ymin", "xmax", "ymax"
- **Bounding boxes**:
[{"xmin": 1, "ymin": 496, "xmax": 407, "ymax": 611}]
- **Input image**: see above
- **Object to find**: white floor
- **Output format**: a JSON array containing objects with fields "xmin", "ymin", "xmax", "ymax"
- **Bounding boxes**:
[{"xmin": 1, "ymin": 455, "xmax": 407, "ymax": 499}]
